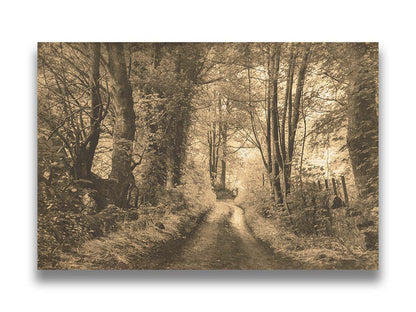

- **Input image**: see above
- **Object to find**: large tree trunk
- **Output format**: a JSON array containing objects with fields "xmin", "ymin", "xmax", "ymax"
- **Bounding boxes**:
[
  {"xmin": 145, "ymin": 122, "xmax": 168, "ymax": 189},
  {"xmin": 169, "ymin": 107, "xmax": 190, "ymax": 187},
  {"xmin": 106, "ymin": 43, "xmax": 136, "ymax": 207},
  {"xmin": 142, "ymin": 45, "xmax": 168, "ymax": 197},
  {"xmin": 347, "ymin": 43, "xmax": 379, "ymax": 201},
  {"xmin": 86, "ymin": 43, "xmax": 102, "ymax": 175},
  {"xmin": 72, "ymin": 43, "xmax": 101, "ymax": 180},
  {"xmin": 167, "ymin": 45, "xmax": 196, "ymax": 187},
  {"xmin": 166, "ymin": 43, "xmax": 204, "ymax": 187}
]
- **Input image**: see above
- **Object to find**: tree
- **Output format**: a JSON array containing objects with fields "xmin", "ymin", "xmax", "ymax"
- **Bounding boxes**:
[
  {"xmin": 207, "ymin": 97, "xmax": 222, "ymax": 186},
  {"xmin": 132, "ymin": 43, "xmax": 214, "ymax": 194},
  {"xmin": 286, "ymin": 44, "xmax": 311, "ymax": 190},
  {"xmin": 206, "ymin": 96, "xmax": 232, "ymax": 189},
  {"xmin": 166, "ymin": 43, "xmax": 210, "ymax": 187},
  {"xmin": 346, "ymin": 43, "xmax": 378, "ymax": 202},
  {"xmin": 105, "ymin": 43, "xmax": 136, "ymax": 207},
  {"xmin": 219, "ymin": 98, "xmax": 229, "ymax": 189},
  {"xmin": 137, "ymin": 43, "xmax": 171, "ymax": 202},
  {"xmin": 71, "ymin": 43, "xmax": 102, "ymax": 179},
  {"xmin": 270, "ymin": 43, "xmax": 284, "ymax": 200},
  {"xmin": 264, "ymin": 43, "xmax": 311, "ymax": 201},
  {"xmin": 38, "ymin": 43, "xmax": 109, "ymax": 181}
]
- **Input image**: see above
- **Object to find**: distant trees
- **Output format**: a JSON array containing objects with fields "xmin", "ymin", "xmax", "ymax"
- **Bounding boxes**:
[
  {"xmin": 207, "ymin": 97, "xmax": 223, "ymax": 186},
  {"xmin": 219, "ymin": 99, "xmax": 229, "ymax": 189},
  {"xmin": 201, "ymin": 44, "xmax": 250, "ymax": 191},
  {"xmin": 206, "ymin": 95, "xmax": 235, "ymax": 189},
  {"xmin": 199, "ymin": 43, "xmax": 314, "ymax": 202}
]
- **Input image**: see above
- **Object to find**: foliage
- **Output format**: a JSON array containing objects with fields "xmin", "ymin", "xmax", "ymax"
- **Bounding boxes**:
[
  {"xmin": 38, "ymin": 42, "xmax": 378, "ymax": 269},
  {"xmin": 53, "ymin": 188, "xmax": 213, "ymax": 270},
  {"xmin": 237, "ymin": 184, "xmax": 378, "ymax": 269},
  {"xmin": 213, "ymin": 184, "xmax": 236, "ymax": 200},
  {"xmin": 38, "ymin": 43, "xmax": 109, "ymax": 180}
]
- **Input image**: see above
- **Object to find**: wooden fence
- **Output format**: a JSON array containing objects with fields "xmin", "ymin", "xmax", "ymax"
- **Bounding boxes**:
[{"xmin": 314, "ymin": 175, "xmax": 349, "ymax": 206}]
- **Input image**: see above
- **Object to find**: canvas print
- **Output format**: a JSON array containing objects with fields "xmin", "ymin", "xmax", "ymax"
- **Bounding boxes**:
[{"xmin": 38, "ymin": 42, "xmax": 378, "ymax": 270}]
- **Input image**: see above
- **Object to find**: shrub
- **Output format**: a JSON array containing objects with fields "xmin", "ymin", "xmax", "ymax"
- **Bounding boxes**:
[
  {"xmin": 237, "ymin": 184, "xmax": 377, "ymax": 269},
  {"xmin": 213, "ymin": 184, "xmax": 235, "ymax": 200}
]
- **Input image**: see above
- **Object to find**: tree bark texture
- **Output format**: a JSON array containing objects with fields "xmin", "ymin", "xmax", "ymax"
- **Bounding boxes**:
[
  {"xmin": 72, "ymin": 43, "xmax": 101, "ymax": 180},
  {"xmin": 106, "ymin": 43, "xmax": 136, "ymax": 207},
  {"xmin": 286, "ymin": 44, "xmax": 311, "ymax": 192},
  {"xmin": 347, "ymin": 43, "xmax": 379, "ymax": 201}
]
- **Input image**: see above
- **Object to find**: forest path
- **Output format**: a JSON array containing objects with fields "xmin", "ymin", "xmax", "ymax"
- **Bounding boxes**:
[{"xmin": 159, "ymin": 201, "xmax": 301, "ymax": 269}]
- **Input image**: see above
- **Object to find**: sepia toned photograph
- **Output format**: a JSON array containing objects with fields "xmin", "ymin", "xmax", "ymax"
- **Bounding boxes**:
[{"xmin": 37, "ymin": 42, "xmax": 378, "ymax": 270}]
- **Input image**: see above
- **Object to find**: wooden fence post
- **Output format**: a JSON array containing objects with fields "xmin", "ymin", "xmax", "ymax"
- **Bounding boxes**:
[
  {"xmin": 332, "ymin": 178, "xmax": 338, "ymax": 195},
  {"xmin": 341, "ymin": 176, "xmax": 349, "ymax": 205}
]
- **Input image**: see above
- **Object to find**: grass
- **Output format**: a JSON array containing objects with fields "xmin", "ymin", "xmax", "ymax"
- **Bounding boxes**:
[
  {"xmin": 238, "ymin": 196, "xmax": 378, "ymax": 270},
  {"xmin": 53, "ymin": 202, "xmax": 212, "ymax": 270}
]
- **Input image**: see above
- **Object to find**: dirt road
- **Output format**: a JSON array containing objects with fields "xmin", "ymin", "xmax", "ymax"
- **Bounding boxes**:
[{"xmin": 159, "ymin": 201, "xmax": 302, "ymax": 270}]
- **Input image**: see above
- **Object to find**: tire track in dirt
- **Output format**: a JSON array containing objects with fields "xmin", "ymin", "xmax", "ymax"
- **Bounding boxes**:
[{"xmin": 160, "ymin": 201, "xmax": 301, "ymax": 269}]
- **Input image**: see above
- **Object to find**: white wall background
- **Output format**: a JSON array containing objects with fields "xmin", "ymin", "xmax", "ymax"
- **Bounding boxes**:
[{"xmin": 0, "ymin": 1, "xmax": 414, "ymax": 311}]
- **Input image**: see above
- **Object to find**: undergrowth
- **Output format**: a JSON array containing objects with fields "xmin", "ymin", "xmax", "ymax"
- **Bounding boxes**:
[
  {"xmin": 38, "ymin": 162, "xmax": 216, "ymax": 270},
  {"xmin": 236, "ymin": 186, "xmax": 378, "ymax": 270},
  {"xmin": 57, "ymin": 201, "xmax": 211, "ymax": 269}
]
